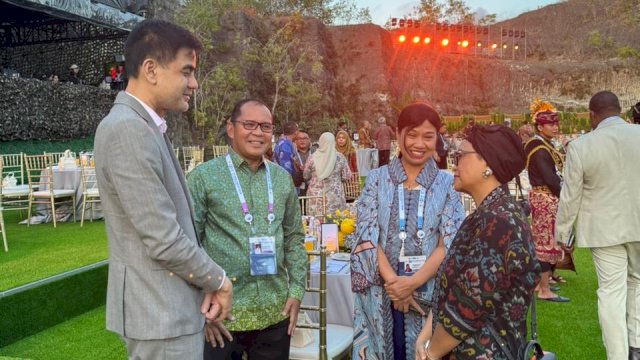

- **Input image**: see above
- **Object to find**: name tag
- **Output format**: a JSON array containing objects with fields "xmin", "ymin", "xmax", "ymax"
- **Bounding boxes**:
[
  {"xmin": 398, "ymin": 255, "xmax": 428, "ymax": 296},
  {"xmin": 249, "ymin": 236, "xmax": 277, "ymax": 276}
]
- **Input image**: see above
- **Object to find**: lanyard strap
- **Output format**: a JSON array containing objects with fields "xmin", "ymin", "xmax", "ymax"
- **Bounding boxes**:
[
  {"xmin": 398, "ymin": 184, "xmax": 427, "ymax": 257},
  {"xmin": 226, "ymin": 154, "xmax": 275, "ymax": 232}
]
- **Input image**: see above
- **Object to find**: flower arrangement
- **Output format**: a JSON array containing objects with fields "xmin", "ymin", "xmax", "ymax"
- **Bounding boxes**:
[{"xmin": 326, "ymin": 209, "xmax": 356, "ymax": 248}]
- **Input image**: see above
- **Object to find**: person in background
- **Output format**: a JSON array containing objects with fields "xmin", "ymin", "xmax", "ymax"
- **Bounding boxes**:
[
  {"xmin": 295, "ymin": 129, "xmax": 313, "ymax": 196},
  {"xmin": 273, "ymin": 121, "xmax": 303, "ymax": 191},
  {"xmin": 556, "ymin": 91, "xmax": 640, "ymax": 360},
  {"xmin": 374, "ymin": 116, "xmax": 395, "ymax": 167},
  {"xmin": 94, "ymin": 19, "xmax": 232, "ymax": 359},
  {"xmin": 434, "ymin": 124, "xmax": 449, "ymax": 170},
  {"xmin": 632, "ymin": 102, "xmax": 640, "ymax": 125},
  {"xmin": 68, "ymin": 64, "xmax": 82, "ymax": 84},
  {"xmin": 525, "ymin": 108, "xmax": 569, "ymax": 302},
  {"xmin": 337, "ymin": 121, "xmax": 349, "ymax": 135},
  {"xmin": 303, "ymin": 132, "xmax": 351, "ymax": 215},
  {"xmin": 336, "ymin": 129, "xmax": 357, "ymax": 173},
  {"xmin": 416, "ymin": 125, "xmax": 540, "ymax": 360},
  {"xmin": 518, "ymin": 122, "xmax": 534, "ymax": 144},
  {"xmin": 358, "ymin": 120, "xmax": 374, "ymax": 148},
  {"xmin": 351, "ymin": 103, "xmax": 464, "ymax": 359},
  {"xmin": 188, "ymin": 99, "xmax": 307, "ymax": 360}
]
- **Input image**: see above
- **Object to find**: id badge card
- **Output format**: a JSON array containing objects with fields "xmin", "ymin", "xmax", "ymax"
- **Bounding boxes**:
[
  {"xmin": 398, "ymin": 255, "xmax": 428, "ymax": 294},
  {"xmin": 249, "ymin": 236, "xmax": 277, "ymax": 276}
]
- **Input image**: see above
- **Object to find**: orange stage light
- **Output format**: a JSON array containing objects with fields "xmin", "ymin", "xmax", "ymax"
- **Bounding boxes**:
[
  {"xmin": 477, "ymin": 41, "xmax": 483, "ymax": 47},
  {"xmin": 514, "ymin": 45, "xmax": 519, "ymax": 50},
  {"xmin": 441, "ymin": 38, "xmax": 449, "ymax": 46},
  {"xmin": 412, "ymin": 36, "xmax": 421, "ymax": 44},
  {"xmin": 423, "ymin": 37, "xmax": 431, "ymax": 44},
  {"xmin": 491, "ymin": 43, "xmax": 498, "ymax": 49},
  {"xmin": 503, "ymin": 44, "xmax": 508, "ymax": 49},
  {"xmin": 398, "ymin": 35, "xmax": 406, "ymax": 43},
  {"xmin": 461, "ymin": 40, "xmax": 469, "ymax": 48}
]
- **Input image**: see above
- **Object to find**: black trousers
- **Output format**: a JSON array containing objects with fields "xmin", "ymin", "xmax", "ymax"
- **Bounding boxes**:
[
  {"xmin": 203, "ymin": 318, "xmax": 290, "ymax": 360},
  {"xmin": 378, "ymin": 149, "xmax": 390, "ymax": 167}
]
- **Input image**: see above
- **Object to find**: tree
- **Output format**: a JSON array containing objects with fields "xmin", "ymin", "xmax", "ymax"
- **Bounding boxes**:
[{"xmin": 414, "ymin": 0, "xmax": 494, "ymax": 25}]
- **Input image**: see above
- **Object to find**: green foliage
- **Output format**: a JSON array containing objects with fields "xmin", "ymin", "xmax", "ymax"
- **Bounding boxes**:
[
  {"xmin": 0, "ymin": 137, "xmax": 95, "ymax": 156},
  {"xmin": 414, "ymin": 0, "xmax": 492, "ymax": 24},
  {"xmin": 587, "ymin": 30, "xmax": 616, "ymax": 56},
  {"xmin": 616, "ymin": 45, "xmax": 640, "ymax": 59}
]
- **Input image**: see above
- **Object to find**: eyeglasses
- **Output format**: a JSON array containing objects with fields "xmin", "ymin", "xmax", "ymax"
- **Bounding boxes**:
[
  {"xmin": 235, "ymin": 120, "xmax": 274, "ymax": 133},
  {"xmin": 452, "ymin": 150, "xmax": 477, "ymax": 166}
]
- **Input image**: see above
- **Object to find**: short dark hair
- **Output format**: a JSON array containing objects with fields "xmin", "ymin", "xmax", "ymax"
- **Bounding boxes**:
[
  {"xmin": 282, "ymin": 121, "xmax": 298, "ymax": 135},
  {"xmin": 230, "ymin": 99, "xmax": 268, "ymax": 122},
  {"xmin": 297, "ymin": 129, "xmax": 310, "ymax": 137},
  {"xmin": 631, "ymin": 102, "xmax": 640, "ymax": 124},
  {"xmin": 125, "ymin": 19, "xmax": 202, "ymax": 79},
  {"xmin": 589, "ymin": 90, "xmax": 621, "ymax": 116},
  {"xmin": 398, "ymin": 102, "xmax": 442, "ymax": 134}
]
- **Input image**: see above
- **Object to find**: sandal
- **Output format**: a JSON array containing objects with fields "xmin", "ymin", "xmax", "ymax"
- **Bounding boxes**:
[{"xmin": 551, "ymin": 275, "xmax": 567, "ymax": 283}]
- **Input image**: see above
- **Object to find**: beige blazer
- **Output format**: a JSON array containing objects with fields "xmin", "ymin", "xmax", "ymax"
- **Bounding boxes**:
[
  {"xmin": 555, "ymin": 117, "xmax": 640, "ymax": 248},
  {"xmin": 95, "ymin": 92, "xmax": 226, "ymax": 340}
]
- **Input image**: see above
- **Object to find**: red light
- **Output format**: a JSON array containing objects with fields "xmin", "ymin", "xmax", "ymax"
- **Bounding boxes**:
[
  {"xmin": 461, "ymin": 40, "xmax": 469, "ymax": 48},
  {"xmin": 491, "ymin": 43, "xmax": 498, "ymax": 49},
  {"xmin": 441, "ymin": 38, "xmax": 449, "ymax": 47},
  {"xmin": 398, "ymin": 35, "xmax": 406, "ymax": 43},
  {"xmin": 423, "ymin": 37, "xmax": 431, "ymax": 44},
  {"xmin": 412, "ymin": 36, "xmax": 420, "ymax": 44}
]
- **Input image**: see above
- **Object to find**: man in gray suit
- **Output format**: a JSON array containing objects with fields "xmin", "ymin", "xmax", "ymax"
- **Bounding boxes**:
[
  {"xmin": 556, "ymin": 91, "xmax": 640, "ymax": 360},
  {"xmin": 94, "ymin": 20, "xmax": 233, "ymax": 359}
]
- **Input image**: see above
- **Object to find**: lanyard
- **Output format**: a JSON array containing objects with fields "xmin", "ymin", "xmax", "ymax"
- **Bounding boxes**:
[
  {"xmin": 226, "ymin": 154, "xmax": 275, "ymax": 233},
  {"xmin": 398, "ymin": 183, "xmax": 427, "ymax": 257}
]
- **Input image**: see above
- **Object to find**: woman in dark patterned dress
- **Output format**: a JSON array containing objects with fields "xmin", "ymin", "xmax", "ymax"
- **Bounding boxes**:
[{"xmin": 415, "ymin": 125, "xmax": 541, "ymax": 360}]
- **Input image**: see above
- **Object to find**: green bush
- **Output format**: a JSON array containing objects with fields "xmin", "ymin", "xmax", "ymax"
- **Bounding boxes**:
[{"xmin": 0, "ymin": 137, "xmax": 95, "ymax": 155}]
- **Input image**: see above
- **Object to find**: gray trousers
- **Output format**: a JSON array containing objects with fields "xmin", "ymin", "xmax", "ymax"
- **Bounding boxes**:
[{"xmin": 122, "ymin": 330, "xmax": 204, "ymax": 360}]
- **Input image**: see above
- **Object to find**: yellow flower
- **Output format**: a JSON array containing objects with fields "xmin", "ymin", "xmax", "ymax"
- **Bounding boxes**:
[
  {"xmin": 338, "ymin": 231, "xmax": 345, "ymax": 247},
  {"xmin": 340, "ymin": 218, "xmax": 355, "ymax": 234},
  {"xmin": 335, "ymin": 209, "xmax": 341, "ymax": 217}
]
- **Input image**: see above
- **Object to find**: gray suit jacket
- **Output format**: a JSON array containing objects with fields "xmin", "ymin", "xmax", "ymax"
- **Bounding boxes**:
[
  {"xmin": 556, "ymin": 117, "xmax": 640, "ymax": 248},
  {"xmin": 95, "ymin": 92, "xmax": 225, "ymax": 340}
]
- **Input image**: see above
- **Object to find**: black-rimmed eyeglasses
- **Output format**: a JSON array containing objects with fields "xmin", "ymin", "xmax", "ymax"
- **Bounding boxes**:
[
  {"xmin": 452, "ymin": 150, "xmax": 477, "ymax": 166},
  {"xmin": 235, "ymin": 120, "xmax": 274, "ymax": 133}
]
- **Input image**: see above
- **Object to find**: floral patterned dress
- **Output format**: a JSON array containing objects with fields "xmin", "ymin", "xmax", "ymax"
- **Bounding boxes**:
[
  {"xmin": 432, "ymin": 185, "xmax": 541, "ymax": 359},
  {"xmin": 303, "ymin": 153, "xmax": 351, "ymax": 216},
  {"xmin": 351, "ymin": 158, "xmax": 464, "ymax": 359}
]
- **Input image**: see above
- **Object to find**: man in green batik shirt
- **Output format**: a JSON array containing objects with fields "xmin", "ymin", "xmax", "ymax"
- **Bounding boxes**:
[{"xmin": 187, "ymin": 99, "xmax": 307, "ymax": 360}]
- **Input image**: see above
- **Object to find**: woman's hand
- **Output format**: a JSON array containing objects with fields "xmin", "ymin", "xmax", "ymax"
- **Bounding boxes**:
[
  {"xmin": 415, "ymin": 311, "xmax": 434, "ymax": 360},
  {"xmin": 384, "ymin": 275, "xmax": 416, "ymax": 300},
  {"xmin": 392, "ymin": 295, "xmax": 426, "ymax": 316}
]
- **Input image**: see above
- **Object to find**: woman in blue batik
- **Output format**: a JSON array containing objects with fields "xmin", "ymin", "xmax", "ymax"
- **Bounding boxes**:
[{"xmin": 350, "ymin": 103, "xmax": 464, "ymax": 360}]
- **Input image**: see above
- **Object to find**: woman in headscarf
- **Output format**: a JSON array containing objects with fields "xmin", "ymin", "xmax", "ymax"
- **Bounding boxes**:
[
  {"xmin": 415, "ymin": 125, "xmax": 541, "ymax": 360},
  {"xmin": 525, "ymin": 110, "xmax": 569, "ymax": 302},
  {"xmin": 336, "ymin": 129, "xmax": 358, "ymax": 173},
  {"xmin": 303, "ymin": 132, "xmax": 351, "ymax": 215},
  {"xmin": 351, "ymin": 103, "xmax": 464, "ymax": 360}
]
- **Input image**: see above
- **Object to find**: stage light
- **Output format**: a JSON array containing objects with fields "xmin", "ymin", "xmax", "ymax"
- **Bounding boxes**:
[
  {"xmin": 461, "ymin": 40, "xmax": 469, "ymax": 48},
  {"xmin": 412, "ymin": 35, "xmax": 420, "ymax": 44},
  {"xmin": 491, "ymin": 43, "xmax": 498, "ymax": 49},
  {"xmin": 423, "ymin": 37, "xmax": 431, "ymax": 44},
  {"xmin": 398, "ymin": 34, "xmax": 406, "ymax": 43},
  {"xmin": 503, "ymin": 44, "xmax": 508, "ymax": 49},
  {"xmin": 407, "ymin": 19, "xmax": 413, "ymax": 28},
  {"xmin": 457, "ymin": 40, "xmax": 461, "ymax": 46},
  {"xmin": 441, "ymin": 38, "xmax": 449, "ymax": 47},
  {"xmin": 514, "ymin": 44, "xmax": 519, "ymax": 50},
  {"xmin": 477, "ymin": 41, "xmax": 483, "ymax": 47}
]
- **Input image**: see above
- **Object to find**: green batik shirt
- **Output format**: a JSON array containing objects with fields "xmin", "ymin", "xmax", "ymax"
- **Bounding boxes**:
[{"xmin": 187, "ymin": 148, "xmax": 307, "ymax": 331}]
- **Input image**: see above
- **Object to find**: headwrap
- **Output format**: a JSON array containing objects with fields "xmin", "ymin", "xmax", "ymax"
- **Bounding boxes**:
[
  {"xmin": 464, "ymin": 125, "xmax": 526, "ymax": 184},
  {"xmin": 534, "ymin": 111, "xmax": 559, "ymax": 125},
  {"xmin": 335, "ymin": 130, "xmax": 355, "ymax": 158},
  {"xmin": 313, "ymin": 132, "xmax": 337, "ymax": 181}
]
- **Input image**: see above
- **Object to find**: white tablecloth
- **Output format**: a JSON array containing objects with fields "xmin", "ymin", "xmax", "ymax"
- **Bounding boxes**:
[{"xmin": 302, "ymin": 257, "xmax": 354, "ymax": 327}]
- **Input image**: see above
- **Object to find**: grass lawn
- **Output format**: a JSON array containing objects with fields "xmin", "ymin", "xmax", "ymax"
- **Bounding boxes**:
[
  {"xmin": 0, "ymin": 211, "xmax": 108, "ymax": 291},
  {"xmin": 0, "ymin": 306, "xmax": 126, "ymax": 360}
]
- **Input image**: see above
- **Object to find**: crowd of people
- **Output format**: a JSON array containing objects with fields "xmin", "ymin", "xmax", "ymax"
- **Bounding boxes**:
[{"xmin": 94, "ymin": 19, "xmax": 639, "ymax": 360}]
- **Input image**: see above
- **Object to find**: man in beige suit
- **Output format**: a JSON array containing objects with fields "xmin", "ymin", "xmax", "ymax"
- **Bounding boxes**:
[
  {"xmin": 94, "ymin": 20, "xmax": 232, "ymax": 359},
  {"xmin": 556, "ymin": 91, "xmax": 640, "ymax": 360}
]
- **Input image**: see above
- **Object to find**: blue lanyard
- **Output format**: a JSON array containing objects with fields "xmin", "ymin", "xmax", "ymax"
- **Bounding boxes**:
[
  {"xmin": 397, "ymin": 184, "xmax": 427, "ymax": 257},
  {"xmin": 226, "ymin": 154, "xmax": 275, "ymax": 233}
]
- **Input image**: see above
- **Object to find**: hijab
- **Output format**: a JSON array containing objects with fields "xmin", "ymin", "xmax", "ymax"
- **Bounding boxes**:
[
  {"xmin": 335, "ymin": 130, "xmax": 355, "ymax": 158},
  {"xmin": 313, "ymin": 132, "xmax": 337, "ymax": 181},
  {"xmin": 465, "ymin": 125, "xmax": 526, "ymax": 184}
]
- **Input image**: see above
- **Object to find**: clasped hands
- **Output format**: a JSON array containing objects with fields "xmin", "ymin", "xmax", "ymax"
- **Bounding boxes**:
[
  {"xmin": 384, "ymin": 275, "xmax": 425, "ymax": 316},
  {"xmin": 200, "ymin": 276, "xmax": 234, "ymax": 348}
]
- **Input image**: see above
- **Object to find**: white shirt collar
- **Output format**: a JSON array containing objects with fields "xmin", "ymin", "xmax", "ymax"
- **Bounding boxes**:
[
  {"xmin": 125, "ymin": 91, "xmax": 167, "ymax": 133},
  {"xmin": 597, "ymin": 115, "xmax": 620, "ymax": 129}
]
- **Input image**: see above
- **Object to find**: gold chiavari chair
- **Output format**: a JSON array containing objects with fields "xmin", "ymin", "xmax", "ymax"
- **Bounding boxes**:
[
  {"xmin": 79, "ymin": 165, "xmax": 100, "ymax": 227},
  {"xmin": 343, "ymin": 173, "xmax": 361, "ymax": 202},
  {"xmin": 289, "ymin": 244, "xmax": 353, "ymax": 360},
  {"xmin": 0, "ymin": 154, "xmax": 30, "ymax": 213},
  {"xmin": 211, "ymin": 145, "xmax": 228, "ymax": 159},
  {"xmin": 44, "ymin": 152, "xmax": 66, "ymax": 165},
  {"xmin": 0, "ymin": 191, "xmax": 7, "ymax": 252},
  {"xmin": 182, "ymin": 146, "xmax": 204, "ymax": 173},
  {"xmin": 24, "ymin": 154, "xmax": 76, "ymax": 227},
  {"xmin": 298, "ymin": 195, "xmax": 326, "ymax": 221}
]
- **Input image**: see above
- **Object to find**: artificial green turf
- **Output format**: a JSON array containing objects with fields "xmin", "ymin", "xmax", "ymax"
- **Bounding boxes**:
[
  {"xmin": 0, "ymin": 306, "xmax": 126, "ymax": 360},
  {"xmin": 0, "ymin": 211, "xmax": 108, "ymax": 291}
]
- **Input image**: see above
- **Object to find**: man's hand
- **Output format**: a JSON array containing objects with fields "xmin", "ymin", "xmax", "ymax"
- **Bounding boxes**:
[
  {"xmin": 384, "ymin": 276, "xmax": 416, "ymax": 301},
  {"xmin": 204, "ymin": 321, "xmax": 233, "ymax": 348},
  {"xmin": 282, "ymin": 298, "xmax": 301, "ymax": 336},
  {"xmin": 201, "ymin": 276, "xmax": 233, "ymax": 322}
]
